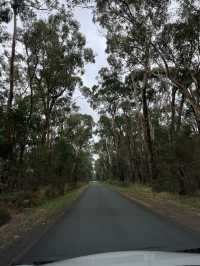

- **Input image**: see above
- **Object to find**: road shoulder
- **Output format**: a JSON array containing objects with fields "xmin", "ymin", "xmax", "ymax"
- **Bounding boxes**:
[
  {"xmin": 0, "ymin": 184, "xmax": 88, "ymax": 266},
  {"xmin": 105, "ymin": 182, "xmax": 200, "ymax": 235}
]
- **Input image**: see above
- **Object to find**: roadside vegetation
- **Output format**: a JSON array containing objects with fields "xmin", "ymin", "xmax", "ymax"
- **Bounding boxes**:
[
  {"xmin": 0, "ymin": 182, "xmax": 87, "ymax": 248},
  {"xmin": 78, "ymin": 0, "xmax": 200, "ymax": 197},
  {"xmin": 106, "ymin": 180, "xmax": 200, "ymax": 211},
  {"xmin": 0, "ymin": 1, "xmax": 94, "ymax": 228},
  {"xmin": 1, "ymin": 0, "xmax": 200, "ymax": 232},
  {"xmin": 104, "ymin": 180, "xmax": 200, "ymax": 233}
]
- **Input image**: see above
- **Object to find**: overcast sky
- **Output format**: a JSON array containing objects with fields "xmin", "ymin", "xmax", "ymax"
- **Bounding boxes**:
[{"xmin": 73, "ymin": 7, "xmax": 107, "ymax": 122}]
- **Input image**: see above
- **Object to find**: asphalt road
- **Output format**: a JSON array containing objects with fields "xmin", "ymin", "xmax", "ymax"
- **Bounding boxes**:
[{"xmin": 16, "ymin": 182, "xmax": 200, "ymax": 265}]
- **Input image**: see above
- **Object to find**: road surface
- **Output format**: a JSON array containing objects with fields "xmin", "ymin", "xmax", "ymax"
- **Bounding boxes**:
[{"xmin": 16, "ymin": 183, "xmax": 200, "ymax": 264}]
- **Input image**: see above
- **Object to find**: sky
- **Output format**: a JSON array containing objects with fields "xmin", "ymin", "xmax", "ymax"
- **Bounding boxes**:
[{"xmin": 73, "ymin": 7, "xmax": 107, "ymax": 123}]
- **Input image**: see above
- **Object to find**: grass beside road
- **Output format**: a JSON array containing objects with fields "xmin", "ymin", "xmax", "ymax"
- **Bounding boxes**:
[
  {"xmin": 0, "ymin": 183, "xmax": 88, "ymax": 249},
  {"xmin": 105, "ymin": 180, "xmax": 200, "ymax": 233},
  {"xmin": 105, "ymin": 181, "xmax": 200, "ymax": 210}
]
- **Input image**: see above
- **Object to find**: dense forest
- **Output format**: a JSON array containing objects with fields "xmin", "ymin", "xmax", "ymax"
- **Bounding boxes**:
[
  {"xmin": 81, "ymin": 0, "xmax": 200, "ymax": 195},
  {"xmin": 1, "ymin": 0, "xmax": 200, "ymax": 205},
  {"xmin": 0, "ymin": 0, "xmax": 95, "ymax": 201}
]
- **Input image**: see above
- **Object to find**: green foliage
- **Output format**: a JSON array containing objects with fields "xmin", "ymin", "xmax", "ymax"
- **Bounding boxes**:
[
  {"xmin": 0, "ymin": 2, "xmax": 95, "ymax": 196},
  {"xmin": 84, "ymin": 0, "xmax": 200, "ymax": 196},
  {"xmin": 1, "ymin": 0, "xmax": 200, "ymax": 201},
  {"xmin": 1, "ymin": 191, "xmax": 33, "ymax": 208}
]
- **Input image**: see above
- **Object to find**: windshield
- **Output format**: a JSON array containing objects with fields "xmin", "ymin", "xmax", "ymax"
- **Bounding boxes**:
[{"xmin": 1, "ymin": 1, "xmax": 200, "ymax": 266}]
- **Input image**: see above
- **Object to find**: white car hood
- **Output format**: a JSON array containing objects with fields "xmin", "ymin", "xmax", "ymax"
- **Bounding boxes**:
[{"xmin": 20, "ymin": 250, "xmax": 200, "ymax": 266}]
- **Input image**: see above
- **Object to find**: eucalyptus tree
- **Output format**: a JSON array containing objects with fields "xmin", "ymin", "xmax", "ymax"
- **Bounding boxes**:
[
  {"xmin": 0, "ymin": 0, "xmax": 58, "ymax": 161},
  {"xmin": 93, "ymin": 0, "xmax": 170, "ymax": 181},
  {"xmin": 24, "ymin": 7, "xmax": 95, "ymax": 146},
  {"xmin": 61, "ymin": 113, "xmax": 94, "ymax": 183},
  {"xmin": 92, "ymin": 0, "xmax": 200, "ymax": 184},
  {"xmin": 83, "ymin": 66, "xmax": 130, "ymax": 180},
  {"xmin": 0, "ymin": 2, "xmax": 95, "ymax": 193},
  {"xmin": 94, "ymin": 115, "xmax": 115, "ymax": 180},
  {"xmin": 3, "ymin": 0, "xmax": 58, "ymax": 109},
  {"xmin": 47, "ymin": 113, "xmax": 94, "ymax": 193},
  {"xmin": 71, "ymin": 0, "xmax": 200, "ymax": 193},
  {"xmin": 155, "ymin": 1, "xmax": 200, "ymax": 134}
]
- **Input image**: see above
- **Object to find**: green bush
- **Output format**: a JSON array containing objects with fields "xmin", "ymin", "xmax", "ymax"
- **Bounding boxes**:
[
  {"xmin": 0, "ymin": 207, "xmax": 11, "ymax": 227},
  {"xmin": 16, "ymin": 190, "xmax": 48, "ymax": 208},
  {"xmin": 9, "ymin": 191, "xmax": 32, "ymax": 208},
  {"xmin": 31, "ymin": 188, "xmax": 48, "ymax": 206},
  {"xmin": 0, "ymin": 191, "xmax": 32, "ymax": 208}
]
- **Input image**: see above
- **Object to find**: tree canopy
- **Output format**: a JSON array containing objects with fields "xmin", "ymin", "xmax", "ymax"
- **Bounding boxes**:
[
  {"xmin": 0, "ymin": 1, "xmax": 95, "ymax": 196},
  {"xmin": 1, "ymin": 0, "xmax": 200, "ymax": 198}
]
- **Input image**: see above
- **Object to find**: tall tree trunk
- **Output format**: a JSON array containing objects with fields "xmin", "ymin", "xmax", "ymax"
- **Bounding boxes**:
[
  {"xmin": 7, "ymin": 11, "xmax": 17, "ymax": 111},
  {"xmin": 142, "ymin": 85, "xmax": 156, "ymax": 181},
  {"xmin": 142, "ymin": 49, "xmax": 157, "ymax": 181},
  {"xmin": 170, "ymin": 87, "xmax": 177, "ymax": 143},
  {"xmin": 126, "ymin": 131, "xmax": 136, "ymax": 181},
  {"xmin": 5, "ymin": 11, "xmax": 17, "ymax": 160},
  {"xmin": 42, "ymin": 109, "xmax": 50, "ymax": 146},
  {"xmin": 111, "ymin": 114, "xmax": 124, "ymax": 182},
  {"xmin": 46, "ymin": 114, "xmax": 50, "ymax": 147},
  {"xmin": 26, "ymin": 51, "xmax": 34, "ymax": 126},
  {"xmin": 176, "ymin": 93, "xmax": 185, "ymax": 134},
  {"xmin": 105, "ymin": 138, "xmax": 112, "ymax": 171},
  {"xmin": 124, "ymin": 113, "xmax": 138, "ymax": 182}
]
